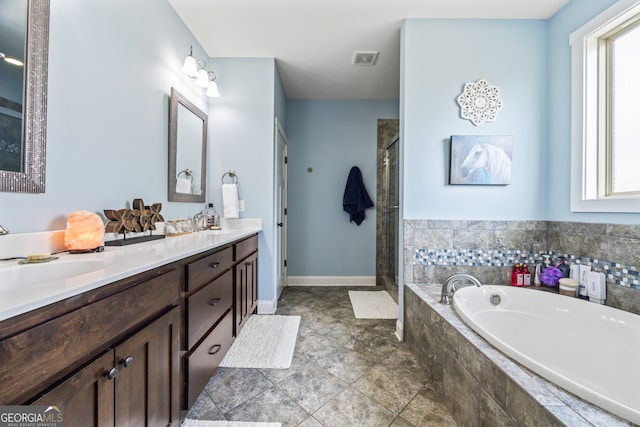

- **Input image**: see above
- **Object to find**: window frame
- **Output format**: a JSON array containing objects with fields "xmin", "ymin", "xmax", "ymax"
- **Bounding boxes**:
[{"xmin": 570, "ymin": 0, "xmax": 640, "ymax": 212}]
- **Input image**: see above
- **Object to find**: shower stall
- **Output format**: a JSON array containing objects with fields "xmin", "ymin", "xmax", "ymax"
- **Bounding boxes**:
[{"xmin": 376, "ymin": 123, "xmax": 400, "ymax": 302}]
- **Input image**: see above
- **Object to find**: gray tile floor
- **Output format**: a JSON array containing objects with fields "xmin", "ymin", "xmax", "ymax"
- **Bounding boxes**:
[{"xmin": 184, "ymin": 286, "xmax": 457, "ymax": 427}]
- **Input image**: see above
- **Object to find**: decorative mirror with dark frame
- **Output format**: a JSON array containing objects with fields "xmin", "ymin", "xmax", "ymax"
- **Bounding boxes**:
[
  {"xmin": 168, "ymin": 87, "xmax": 207, "ymax": 203},
  {"xmin": 0, "ymin": 0, "xmax": 50, "ymax": 193}
]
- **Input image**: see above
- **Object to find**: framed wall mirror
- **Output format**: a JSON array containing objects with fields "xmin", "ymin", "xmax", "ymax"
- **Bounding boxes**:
[
  {"xmin": 0, "ymin": 0, "xmax": 50, "ymax": 193},
  {"xmin": 168, "ymin": 87, "xmax": 207, "ymax": 203}
]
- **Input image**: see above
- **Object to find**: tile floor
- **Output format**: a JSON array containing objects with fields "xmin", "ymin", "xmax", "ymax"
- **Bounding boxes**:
[{"xmin": 184, "ymin": 286, "xmax": 457, "ymax": 427}]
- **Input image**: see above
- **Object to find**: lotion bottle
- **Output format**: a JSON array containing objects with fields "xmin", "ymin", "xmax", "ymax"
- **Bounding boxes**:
[
  {"xmin": 522, "ymin": 264, "xmax": 531, "ymax": 286},
  {"xmin": 533, "ymin": 264, "xmax": 542, "ymax": 286}
]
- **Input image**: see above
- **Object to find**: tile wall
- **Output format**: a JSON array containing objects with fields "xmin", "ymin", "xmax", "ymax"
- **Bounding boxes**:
[{"xmin": 404, "ymin": 220, "xmax": 640, "ymax": 315}]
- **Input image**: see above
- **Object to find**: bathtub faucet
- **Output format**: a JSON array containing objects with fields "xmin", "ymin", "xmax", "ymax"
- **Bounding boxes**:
[{"xmin": 440, "ymin": 273, "xmax": 483, "ymax": 305}]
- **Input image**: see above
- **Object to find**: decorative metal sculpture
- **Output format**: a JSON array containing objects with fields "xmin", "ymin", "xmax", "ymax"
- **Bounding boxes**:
[{"xmin": 456, "ymin": 79, "xmax": 503, "ymax": 126}]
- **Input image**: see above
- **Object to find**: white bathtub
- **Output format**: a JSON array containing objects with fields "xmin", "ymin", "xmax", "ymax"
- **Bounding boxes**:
[{"xmin": 453, "ymin": 285, "xmax": 640, "ymax": 425}]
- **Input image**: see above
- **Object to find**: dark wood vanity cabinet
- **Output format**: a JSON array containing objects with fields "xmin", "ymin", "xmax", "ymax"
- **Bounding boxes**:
[
  {"xmin": 235, "ymin": 248, "xmax": 258, "ymax": 335},
  {"xmin": 181, "ymin": 233, "xmax": 259, "ymax": 409},
  {"xmin": 32, "ymin": 308, "xmax": 180, "ymax": 427},
  {"xmin": 0, "ymin": 232, "xmax": 260, "ymax": 420},
  {"xmin": 0, "ymin": 267, "xmax": 181, "ymax": 426},
  {"xmin": 183, "ymin": 245, "xmax": 235, "ymax": 408},
  {"xmin": 235, "ymin": 235, "xmax": 259, "ymax": 335}
]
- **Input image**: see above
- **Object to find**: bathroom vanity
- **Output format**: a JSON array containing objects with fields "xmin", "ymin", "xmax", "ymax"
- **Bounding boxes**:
[
  {"xmin": 182, "ymin": 233, "xmax": 259, "ymax": 408},
  {"xmin": 0, "ymin": 223, "xmax": 260, "ymax": 424}
]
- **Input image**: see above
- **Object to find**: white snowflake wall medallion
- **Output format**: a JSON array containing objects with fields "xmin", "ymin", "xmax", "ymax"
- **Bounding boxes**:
[{"xmin": 456, "ymin": 79, "xmax": 503, "ymax": 126}]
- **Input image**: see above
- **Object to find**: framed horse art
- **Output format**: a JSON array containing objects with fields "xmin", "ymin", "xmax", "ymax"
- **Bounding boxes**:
[{"xmin": 449, "ymin": 135, "xmax": 513, "ymax": 185}]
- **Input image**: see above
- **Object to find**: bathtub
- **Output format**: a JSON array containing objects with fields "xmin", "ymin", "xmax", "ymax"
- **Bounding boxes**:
[{"xmin": 453, "ymin": 285, "xmax": 640, "ymax": 425}]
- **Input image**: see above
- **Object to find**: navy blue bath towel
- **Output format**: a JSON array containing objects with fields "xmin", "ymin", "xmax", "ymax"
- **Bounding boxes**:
[{"xmin": 343, "ymin": 166, "xmax": 374, "ymax": 225}]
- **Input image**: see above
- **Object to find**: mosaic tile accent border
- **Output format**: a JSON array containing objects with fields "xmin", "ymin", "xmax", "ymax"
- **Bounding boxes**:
[
  {"xmin": 563, "ymin": 253, "xmax": 639, "ymax": 289},
  {"xmin": 414, "ymin": 249, "xmax": 640, "ymax": 289}
]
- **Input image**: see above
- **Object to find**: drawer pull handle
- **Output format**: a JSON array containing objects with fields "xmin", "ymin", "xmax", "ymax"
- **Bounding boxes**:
[
  {"xmin": 245, "ymin": 262, "xmax": 252, "ymax": 266},
  {"xmin": 208, "ymin": 344, "xmax": 221, "ymax": 355},
  {"xmin": 209, "ymin": 298, "xmax": 221, "ymax": 306},
  {"xmin": 209, "ymin": 262, "xmax": 221, "ymax": 269},
  {"xmin": 104, "ymin": 367, "xmax": 119, "ymax": 380},
  {"xmin": 120, "ymin": 356, "xmax": 134, "ymax": 368}
]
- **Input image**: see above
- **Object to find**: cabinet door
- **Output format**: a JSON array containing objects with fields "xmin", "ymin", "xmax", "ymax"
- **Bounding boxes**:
[
  {"xmin": 246, "ymin": 252, "xmax": 258, "ymax": 316},
  {"xmin": 234, "ymin": 261, "xmax": 247, "ymax": 335},
  {"xmin": 32, "ymin": 351, "xmax": 115, "ymax": 427},
  {"xmin": 115, "ymin": 307, "xmax": 180, "ymax": 427},
  {"xmin": 234, "ymin": 252, "xmax": 258, "ymax": 336}
]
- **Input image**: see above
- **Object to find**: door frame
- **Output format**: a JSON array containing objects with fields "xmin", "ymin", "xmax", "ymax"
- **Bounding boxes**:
[{"xmin": 274, "ymin": 117, "xmax": 288, "ymax": 300}]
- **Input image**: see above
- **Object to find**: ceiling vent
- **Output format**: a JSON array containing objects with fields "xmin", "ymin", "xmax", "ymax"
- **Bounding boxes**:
[{"xmin": 352, "ymin": 51, "xmax": 379, "ymax": 66}]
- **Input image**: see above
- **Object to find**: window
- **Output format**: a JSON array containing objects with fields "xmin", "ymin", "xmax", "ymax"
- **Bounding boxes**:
[
  {"xmin": 570, "ymin": 0, "xmax": 640, "ymax": 212},
  {"xmin": 604, "ymin": 19, "xmax": 640, "ymax": 195}
]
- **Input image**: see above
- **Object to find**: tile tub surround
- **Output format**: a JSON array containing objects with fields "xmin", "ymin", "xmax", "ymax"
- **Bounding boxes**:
[
  {"xmin": 404, "ymin": 283, "xmax": 633, "ymax": 427},
  {"xmin": 404, "ymin": 220, "xmax": 640, "ymax": 315}
]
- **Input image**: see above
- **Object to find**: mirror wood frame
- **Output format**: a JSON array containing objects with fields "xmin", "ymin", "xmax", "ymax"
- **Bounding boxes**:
[
  {"xmin": 0, "ymin": 0, "xmax": 50, "ymax": 193},
  {"xmin": 168, "ymin": 87, "xmax": 207, "ymax": 203}
]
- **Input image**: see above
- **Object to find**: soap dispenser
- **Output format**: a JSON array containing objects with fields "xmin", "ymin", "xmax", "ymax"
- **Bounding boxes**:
[{"xmin": 586, "ymin": 271, "xmax": 606, "ymax": 304}]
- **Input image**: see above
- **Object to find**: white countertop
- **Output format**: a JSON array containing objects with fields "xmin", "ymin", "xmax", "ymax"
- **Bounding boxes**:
[{"xmin": 0, "ymin": 221, "xmax": 262, "ymax": 322}]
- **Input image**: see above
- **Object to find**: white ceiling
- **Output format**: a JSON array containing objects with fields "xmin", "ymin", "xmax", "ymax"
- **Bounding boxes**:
[{"xmin": 168, "ymin": 0, "xmax": 570, "ymax": 100}]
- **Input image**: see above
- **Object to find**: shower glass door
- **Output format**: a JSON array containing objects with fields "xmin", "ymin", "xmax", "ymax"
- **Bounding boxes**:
[{"xmin": 384, "ymin": 137, "xmax": 399, "ymax": 289}]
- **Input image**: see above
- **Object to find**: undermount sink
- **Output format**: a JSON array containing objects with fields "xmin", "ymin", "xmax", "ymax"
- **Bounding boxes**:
[{"xmin": 0, "ymin": 259, "xmax": 106, "ymax": 291}]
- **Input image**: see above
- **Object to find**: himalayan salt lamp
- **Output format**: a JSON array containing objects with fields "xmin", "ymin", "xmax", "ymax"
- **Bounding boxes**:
[{"xmin": 64, "ymin": 210, "xmax": 105, "ymax": 251}]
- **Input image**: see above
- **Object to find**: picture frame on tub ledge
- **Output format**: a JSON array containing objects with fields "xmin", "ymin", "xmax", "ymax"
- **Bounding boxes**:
[{"xmin": 449, "ymin": 135, "xmax": 513, "ymax": 185}]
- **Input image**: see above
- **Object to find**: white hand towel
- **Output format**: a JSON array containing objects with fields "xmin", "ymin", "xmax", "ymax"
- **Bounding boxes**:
[
  {"xmin": 176, "ymin": 177, "xmax": 192, "ymax": 194},
  {"xmin": 223, "ymin": 183, "xmax": 239, "ymax": 218}
]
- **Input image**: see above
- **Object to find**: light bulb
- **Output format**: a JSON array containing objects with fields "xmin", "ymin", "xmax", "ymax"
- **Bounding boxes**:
[
  {"xmin": 206, "ymin": 80, "xmax": 220, "ymax": 98},
  {"xmin": 182, "ymin": 47, "xmax": 198, "ymax": 77},
  {"xmin": 3, "ymin": 56, "xmax": 24, "ymax": 67},
  {"xmin": 195, "ymin": 68, "xmax": 209, "ymax": 87}
]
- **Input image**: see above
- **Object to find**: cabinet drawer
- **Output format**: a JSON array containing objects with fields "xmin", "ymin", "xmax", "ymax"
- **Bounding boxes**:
[
  {"xmin": 185, "ymin": 310, "xmax": 234, "ymax": 408},
  {"xmin": 235, "ymin": 234, "xmax": 258, "ymax": 262},
  {"xmin": 186, "ymin": 246, "xmax": 233, "ymax": 292},
  {"xmin": 0, "ymin": 268, "xmax": 179, "ymax": 405},
  {"xmin": 187, "ymin": 269, "xmax": 233, "ymax": 349}
]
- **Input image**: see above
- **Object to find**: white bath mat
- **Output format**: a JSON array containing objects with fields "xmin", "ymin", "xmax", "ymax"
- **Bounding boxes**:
[
  {"xmin": 219, "ymin": 315, "xmax": 300, "ymax": 369},
  {"xmin": 348, "ymin": 290, "xmax": 398, "ymax": 319},
  {"xmin": 182, "ymin": 420, "xmax": 281, "ymax": 427}
]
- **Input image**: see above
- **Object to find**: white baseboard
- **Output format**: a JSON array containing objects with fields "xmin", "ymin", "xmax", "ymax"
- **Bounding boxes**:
[
  {"xmin": 257, "ymin": 299, "xmax": 277, "ymax": 314},
  {"xmin": 287, "ymin": 276, "xmax": 376, "ymax": 287},
  {"xmin": 395, "ymin": 320, "xmax": 404, "ymax": 342}
]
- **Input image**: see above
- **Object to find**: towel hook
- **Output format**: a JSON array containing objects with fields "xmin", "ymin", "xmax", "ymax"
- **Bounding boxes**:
[
  {"xmin": 178, "ymin": 169, "xmax": 193, "ymax": 182},
  {"xmin": 221, "ymin": 170, "xmax": 239, "ymax": 185}
]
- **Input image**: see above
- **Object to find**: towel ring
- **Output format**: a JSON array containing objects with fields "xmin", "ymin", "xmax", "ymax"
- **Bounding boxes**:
[
  {"xmin": 221, "ymin": 170, "xmax": 239, "ymax": 185},
  {"xmin": 178, "ymin": 168, "xmax": 193, "ymax": 182}
]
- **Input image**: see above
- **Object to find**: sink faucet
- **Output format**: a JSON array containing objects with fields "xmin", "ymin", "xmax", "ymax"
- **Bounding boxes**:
[
  {"xmin": 440, "ymin": 273, "xmax": 483, "ymax": 304},
  {"xmin": 192, "ymin": 211, "xmax": 204, "ymax": 232},
  {"xmin": 0, "ymin": 225, "xmax": 8, "ymax": 236}
]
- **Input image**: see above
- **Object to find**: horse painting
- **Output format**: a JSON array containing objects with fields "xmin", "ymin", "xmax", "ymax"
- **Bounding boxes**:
[{"xmin": 450, "ymin": 136, "xmax": 513, "ymax": 185}]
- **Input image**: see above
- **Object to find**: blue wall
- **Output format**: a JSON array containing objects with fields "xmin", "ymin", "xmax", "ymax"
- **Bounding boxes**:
[
  {"xmin": 1, "ymin": 0, "xmax": 210, "ymax": 232},
  {"xmin": 207, "ymin": 58, "xmax": 279, "ymax": 303},
  {"xmin": 401, "ymin": 18, "xmax": 548, "ymax": 221},
  {"xmin": 546, "ymin": 0, "xmax": 640, "ymax": 224},
  {"xmin": 286, "ymin": 100, "xmax": 399, "ymax": 277},
  {"xmin": 274, "ymin": 64, "xmax": 287, "ymax": 132}
]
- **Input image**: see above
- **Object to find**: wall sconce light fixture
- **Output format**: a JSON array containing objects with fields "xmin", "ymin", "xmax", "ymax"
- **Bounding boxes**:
[{"xmin": 182, "ymin": 46, "xmax": 220, "ymax": 98}]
